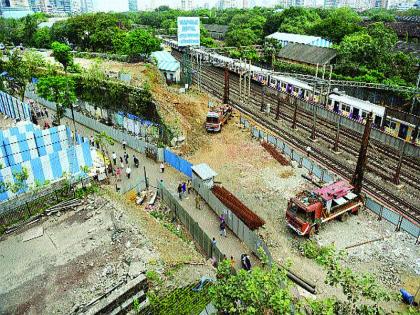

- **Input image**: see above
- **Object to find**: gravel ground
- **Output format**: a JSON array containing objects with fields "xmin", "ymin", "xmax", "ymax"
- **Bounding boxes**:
[
  {"xmin": 187, "ymin": 114, "xmax": 420, "ymax": 309},
  {"xmin": 0, "ymin": 192, "xmax": 207, "ymax": 314}
]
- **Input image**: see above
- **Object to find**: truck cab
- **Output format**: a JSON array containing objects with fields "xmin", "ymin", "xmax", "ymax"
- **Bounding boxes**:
[
  {"xmin": 206, "ymin": 112, "xmax": 222, "ymax": 132},
  {"xmin": 286, "ymin": 181, "xmax": 362, "ymax": 237}
]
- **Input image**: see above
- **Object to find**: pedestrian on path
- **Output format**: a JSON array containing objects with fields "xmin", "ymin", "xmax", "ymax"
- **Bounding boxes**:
[
  {"xmin": 160, "ymin": 162, "xmax": 165, "ymax": 173},
  {"xmin": 120, "ymin": 162, "xmax": 124, "ymax": 170},
  {"xmin": 116, "ymin": 167, "xmax": 122, "ymax": 180},
  {"xmin": 122, "ymin": 140, "xmax": 127, "ymax": 150},
  {"xmin": 187, "ymin": 180, "xmax": 192, "ymax": 194},
  {"xmin": 219, "ymin": 214, "xmax": 225, "ymax": 223},
  {"xmin": 112, "ymin": 152, "xmax": 117, "ymax": 165},
  {"xmin": 115, "ymin": 183, "xmax": 121, "ymax": 192},
  {"xmin": 177, "ymin": 183, "xmax": 183, "ymax": 200},
  {"xmin": 133, "ymin": 155, "xmax": 139, "ymax": 168},
  {"xmin": 230, "ymin": 256, "xmax": 235, "ymax": 268},
  {"xmin": 124, "ymin": 152, "xmax": 129, "ymax": 164},
  {"xmin": 220, "ymin": 220, "xmax": 227, "ymax": 237},
  {"xmin": 120, "ymin": 156, "xmax": 123, "ymax": 164},
  {"xmin": 126, "ymin": 166, "xmax": 131, "ymax": 179},
  {"xmin": 195, "ymin": 194, "xmax": 201, "ymax": 209},
  {"xmin": 90, "ymin": 136, "xmax": 95, "ymax": 146},
  {"xmin": 44, "ymin": 108, "xmax": 49, "ymax": 118},
  {"xmin": 181, "ymin": 182, "xmax": 186, "ymax": 196},
  {"xmin": 211, "ymin": 237, "xmax": 217, "ymax": 247}
]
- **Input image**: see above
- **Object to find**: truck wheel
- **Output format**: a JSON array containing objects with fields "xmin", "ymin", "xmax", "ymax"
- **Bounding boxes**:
[{"xmin": 339, "ymin": 213, "xmax": 349, "ymax": 222}]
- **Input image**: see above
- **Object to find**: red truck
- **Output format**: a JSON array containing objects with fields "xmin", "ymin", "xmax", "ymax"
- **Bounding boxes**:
[
  {"xmin": 286, "ymin": 180, "xmax": 363, "ymax": 237},
  {"xmin": 205, "ymin": 105, "xmax": 232, "ymax": 132}
]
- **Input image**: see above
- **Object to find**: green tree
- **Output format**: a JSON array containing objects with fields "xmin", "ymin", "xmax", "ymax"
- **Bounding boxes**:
[
  {"xmin": 36, "ymin": 76, "xmax": 76, "ymax": 125},
  {"xmin": 115, "ymin": 29, "xmax": 161, "ymax": 59},
  {"xmin": 311, "ymin": 7, "xmax": 361, "ymax": 43},
  {"xmin": 0, "ymin": 167, "xmax": 29, "ymax": 194},
  {"xmin": 33, "ymin": 27, "xmax": 52, "ymax": 48},
  {"xmin": 278, "ymin": 7, "xmax": 320, "ymax": 35},
  {"xmin": 225, "ymin": 28, "xmax": 258, "ymax": 47},
  {"xmin": 5, "ymin": 50, "xmax": 32, "ymax": 101},
  {"xmin": 51, "ymin": 41, "xmax": 73, "ymax": 72}
]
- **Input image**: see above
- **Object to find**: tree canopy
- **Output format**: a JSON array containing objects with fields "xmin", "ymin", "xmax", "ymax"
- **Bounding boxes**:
[{"xmin": 51, "ymin": 41, "xmax": 73, "ymax": 71}]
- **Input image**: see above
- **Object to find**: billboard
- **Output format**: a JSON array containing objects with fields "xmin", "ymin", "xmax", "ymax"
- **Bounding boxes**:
[{"xmin": 177, "ymin": 17, "xmax": 200, "ymax": 47}]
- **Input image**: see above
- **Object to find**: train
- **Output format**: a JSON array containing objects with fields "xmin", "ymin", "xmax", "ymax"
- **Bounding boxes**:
[{"xmin": 163, "ymin": 38, "xmax": 419, "ymax": 145}]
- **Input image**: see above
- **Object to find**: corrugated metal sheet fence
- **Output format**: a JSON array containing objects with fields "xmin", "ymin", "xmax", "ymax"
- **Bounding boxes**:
[
  {"xmin": 192, "ymin": 177, "xmax": 273, "ymax": 263},
  {"xmin": 158, "ymin": 181, "xmax": 224, "ymax": 262},
  {"xmin": 241, "ymin": 116, "xmax": 420, "ymax": 240},
  {"xmin": 26, "ymin": 91, "xmax": 164, "ymax": 161}
]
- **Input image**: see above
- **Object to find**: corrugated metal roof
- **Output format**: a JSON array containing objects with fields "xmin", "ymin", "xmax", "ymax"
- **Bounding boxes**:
[
  {"xmin": 192, "ymin": 163, "xmax": 217, "ymax": 180},
  {"xmin": 203, "ymin": 24, "xmax": 229, "ymax": 34},
  {"xmin": 277, "ymin": 43, "xmax": 337, "ymax": 65},
  {"xmin": 150, "ymin": 51, "xmax": 180, "ymax": 72},
  {"xmin": 266, "ymin": 32, "xmax": 332, "ymax": 48}
]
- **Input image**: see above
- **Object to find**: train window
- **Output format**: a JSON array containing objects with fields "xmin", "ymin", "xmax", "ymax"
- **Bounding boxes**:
[
  {"xmin": 391, "ymin": 122, "xmax": 396, "ymax": 129},
  {"xmin": 361, "ymin": 111, "xmax": 367, "ymax": 118},
  {"xmin": 341, "ymin": 104, "xmax": 350, "ymax": 112},
  {"xmin": 384, "ymin": 119, "xmax": 390, "ymax": 127}
]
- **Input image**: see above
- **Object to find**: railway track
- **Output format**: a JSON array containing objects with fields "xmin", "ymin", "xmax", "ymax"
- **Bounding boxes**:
[
  {"xmin": 198, "ymin": 64, "xmax": 420, "ymax": 192},
  {"xmin": 188, "ymin": 61, "xmax": 420, "ymax": 225}
]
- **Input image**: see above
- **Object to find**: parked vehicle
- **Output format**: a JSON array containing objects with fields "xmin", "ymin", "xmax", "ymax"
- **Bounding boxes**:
[
  {"xmin": 286, "ymin": 180, "xmax": 363, "ymax": 237},
  {"xmin": 205, "ymin": 104, "xmax": 232, "ymax": 132}
]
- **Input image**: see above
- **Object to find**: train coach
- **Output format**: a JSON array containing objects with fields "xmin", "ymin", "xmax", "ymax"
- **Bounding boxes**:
[{"xmin": 328, "ymin": 91, "xmax": 419, "ymax": 144}]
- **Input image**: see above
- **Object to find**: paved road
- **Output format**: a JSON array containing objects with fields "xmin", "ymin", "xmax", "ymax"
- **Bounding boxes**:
[{"xmin": 29, "ymin": 98, "xmax": 255, "ymax": 269}]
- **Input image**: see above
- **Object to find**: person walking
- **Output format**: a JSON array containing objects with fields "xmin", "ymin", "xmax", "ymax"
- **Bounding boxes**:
[
  {"xmin": 177, "ymin": 183, "xmax": 183, "ymax": 200},
  {"xmin": 90, "ymin": 136, "xmax": 95, "ymax": 146},
  {"xmin": 133, "ymin": 155, "xmax": 139, "ymax": 168},
  {"xmin": 119, "ymin": 156, "xmax": 123, "ymax": 164},
  {"xmin": 124, "ymin": 152, "xmax": 129, "ymax": 164},
  {"xmin": 126, "ymin": 166, "xmax": 131, "ymax": 179},
  {"xmin": 187, "ymin": 179, "xmax": 192, "ymax": 194},
  {"xmin": 181, "ymin": 182, "xmax": 186, "ymax": 196},
  {"xmin": 112, "ymin": 152, "xmax": 117, "ymax": 165},
  {"xmin": 211, "ymin": 237, "xmax": 217, "ymax": 248},
  {"xmin": 230, "ymin": 256, "xmax": 235, "ymax": 269},
  {"xmin": 220, "ymin": 220, "xmax": 227, "ymax": 237},
  {"xmin": 195, "ymin": 194, "xmax": 201, "ymax": 209},
  {"xmin": 44, "ymin": 108, "xmax": 49, "ymax": 118},
  {"xmin": 160, "ymin": 162, "xmax": 165, "ymax": 173},
  {"xmin": 122, "ymin": 140, "xmax": 127, "ymax": 150}
]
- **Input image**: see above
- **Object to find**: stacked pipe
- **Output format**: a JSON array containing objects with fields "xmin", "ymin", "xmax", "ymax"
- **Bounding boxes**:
[
  {"xmin": 212, "ymin": 185, "xmax": 265, "ymax": 230},
  {"xmin": 261, "ymin": 141, "xmax": 290, "ymax": 166}
]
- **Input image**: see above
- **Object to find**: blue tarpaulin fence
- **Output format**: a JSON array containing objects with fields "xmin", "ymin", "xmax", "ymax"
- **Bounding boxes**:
[{"xmin": 164, "ymin": 149, "xmax": 192, "ymax": 178}]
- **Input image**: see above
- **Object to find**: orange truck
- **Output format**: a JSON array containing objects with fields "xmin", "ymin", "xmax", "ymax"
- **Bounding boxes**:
[
  {"xmin": 286, "ymin": 180, "xmax": 363, "ymax": 237},
  {"xmin": 205, "ymin": 105, "xmax": 232, "ymax": 132}
]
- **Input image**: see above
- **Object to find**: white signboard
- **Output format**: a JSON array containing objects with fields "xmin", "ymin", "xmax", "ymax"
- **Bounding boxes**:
[{"xmin": 177, "ymin": 17, "xmax": 200, "ymax": 47}]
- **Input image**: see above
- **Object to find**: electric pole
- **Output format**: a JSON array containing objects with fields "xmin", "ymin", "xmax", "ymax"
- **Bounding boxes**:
[{"xmin": 352, "ymin": 112, "xmax": 373, "ymax": 194}]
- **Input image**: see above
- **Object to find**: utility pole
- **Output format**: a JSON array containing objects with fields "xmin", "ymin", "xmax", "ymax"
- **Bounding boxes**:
[
  {"xmin": 393, "ymin": 141, "xmax": 406, "ymax": 185},
  {"xmin": 311, "ymin": 105, "xmax": 317, "ymax": 140},
  {"xmin": 143, "ymin": 166, "xmax": 149, "ymax": 190},
  {"xmin": 260, "ymin": 86, "xmax": 265, "ymax": 112},
  {"xmin": 223, "ymin": 63, "xmax": 230, "ymax": 104},
  {"xmin": 239, "ymin": 58, "xmax": 242, "ymax": 107},
  {"xmin": 276, "ymin": 94, "xmax": 281, "ymax": 120},
  {"xmin": 248, "ymin": 60, "xmax": 251, "ymax": 102},
  {"xmin": 333, "ymin": 116, "xmax": 342, "ymax": 153},
  {"xmin": 410, "ymin": 71, "xmax": 420, "ymax": 114},
  {"xmin": 292, "ymin": 97, "xmax": 298, "ymax": 130},
  {"xmin": 351, "ymin": 112, "xmax": 373, "ymax": 194}
]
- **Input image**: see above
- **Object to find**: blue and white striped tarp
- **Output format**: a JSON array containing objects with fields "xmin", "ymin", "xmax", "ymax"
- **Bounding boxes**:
[
  {"xmin": 0, "ymin": 125, "xmax": 71, "ymax": 168},
  {"xmin": 0, "ymin": 91, "xmax": 31, "ymax": 121},
  {"xmin": 0, "ymin": 141, "xmax": 95, "ymax": 201}
]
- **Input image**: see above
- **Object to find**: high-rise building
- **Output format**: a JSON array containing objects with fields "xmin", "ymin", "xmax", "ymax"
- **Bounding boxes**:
[
  {"xmin": 9, "ymin": 0, "xmax": 30, "ymax": 7},
  {"xmin": 128, "ymin": 0, "xmax": 137, "ymax": 11},
  {"xmin": 80, "ymin": 0, "xmax": 93, "ymax": 12},
  {"xmin": 243, "ymin": 0, "xmax": 248, "ymax": 8}
]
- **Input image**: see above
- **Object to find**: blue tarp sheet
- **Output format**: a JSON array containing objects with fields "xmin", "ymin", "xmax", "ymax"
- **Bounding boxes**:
[{"xmin": 164, "ymin": 149, "xmax": 192, "ymax": 178}]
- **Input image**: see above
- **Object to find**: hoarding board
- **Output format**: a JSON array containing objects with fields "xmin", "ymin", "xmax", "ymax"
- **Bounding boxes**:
[{"xmin": 177, "ymin": 17, "xmax": 200, "ymax": 47}]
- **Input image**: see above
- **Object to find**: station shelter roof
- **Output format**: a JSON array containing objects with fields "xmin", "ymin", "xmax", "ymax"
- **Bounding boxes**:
[
  {"xmin": 192, "ymin": 163, "xmax": 217, "ymax": 180},
  {"xmin": 150, "ymin": 51, "xmax": 180, "ymax": 73},
  {"xmin": 266, "ymin": 32, "xmax": 332, "ymax": 48}
]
